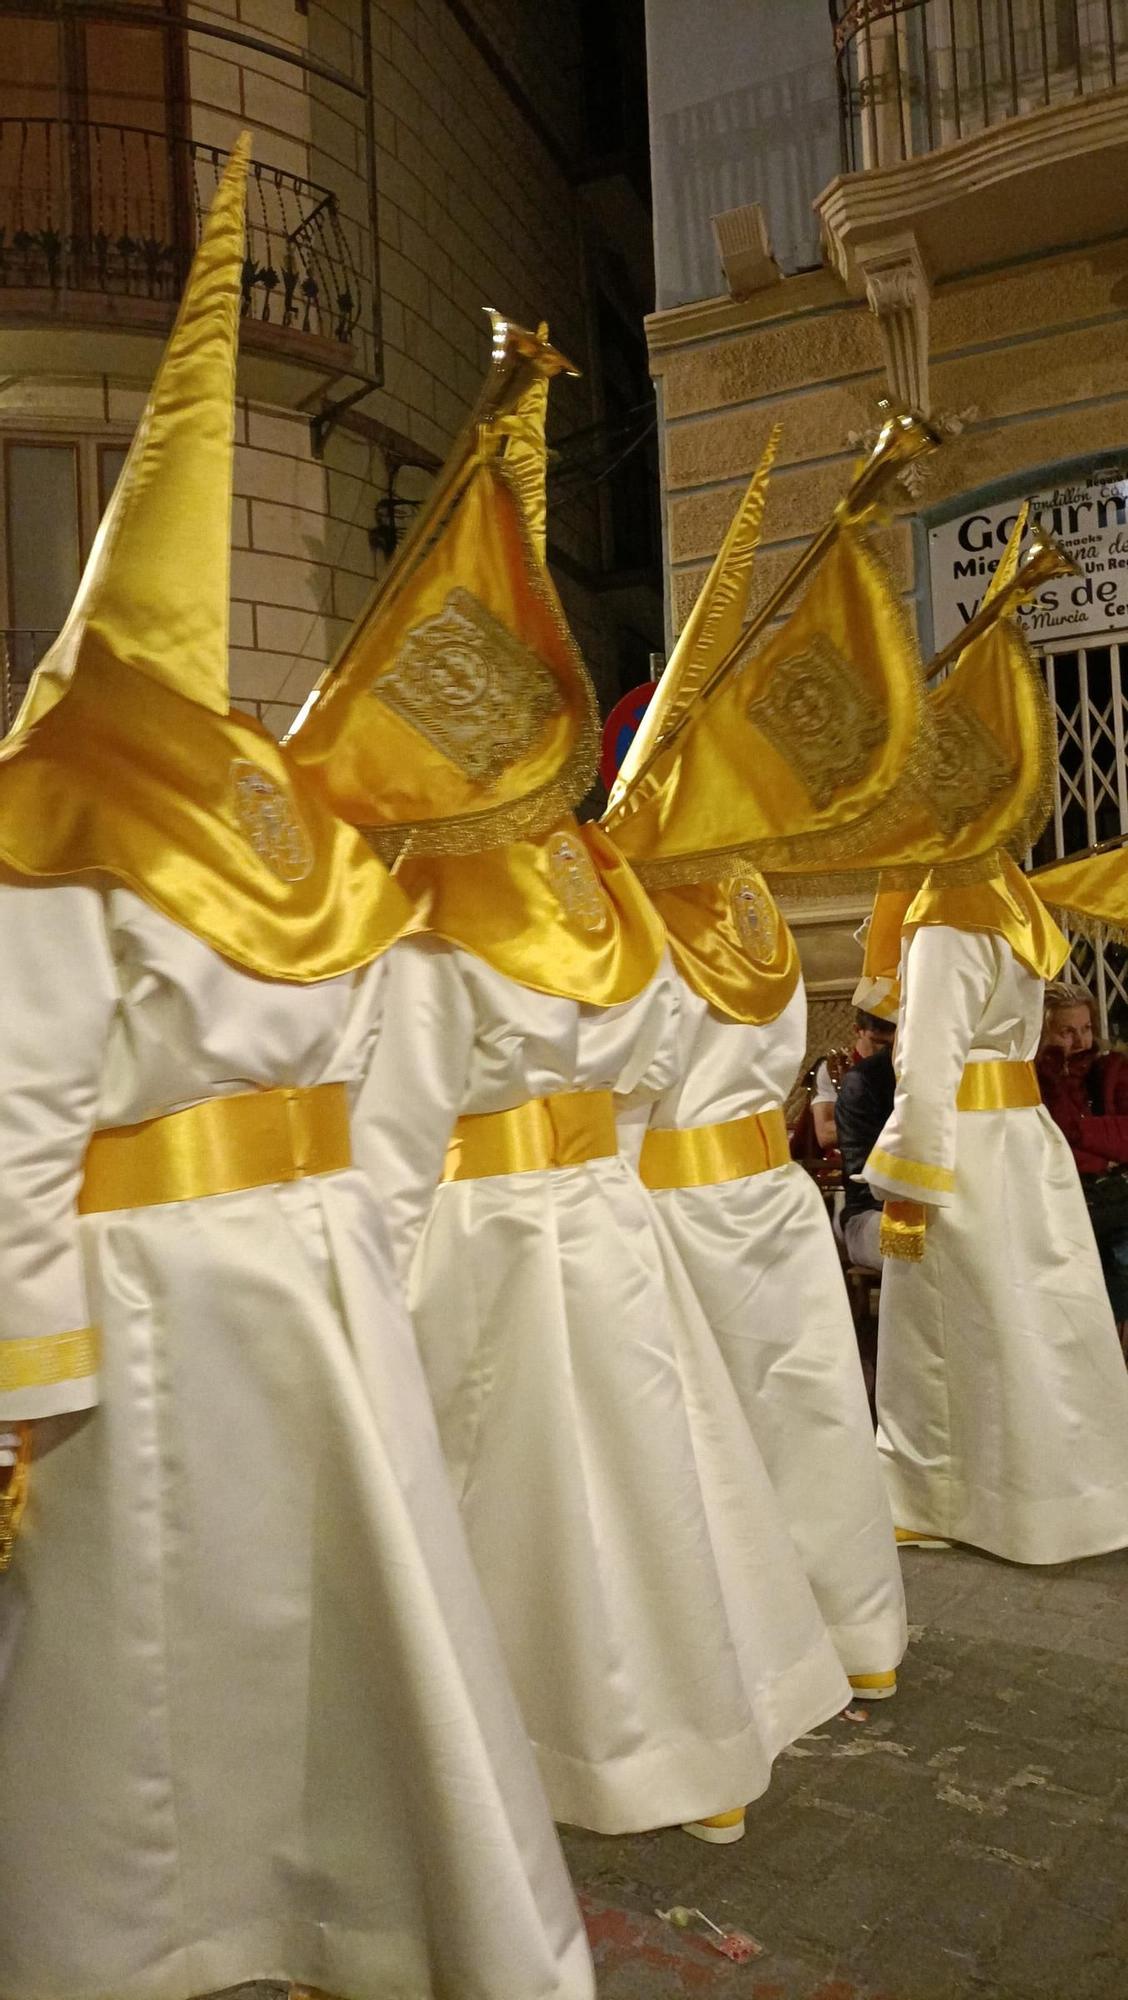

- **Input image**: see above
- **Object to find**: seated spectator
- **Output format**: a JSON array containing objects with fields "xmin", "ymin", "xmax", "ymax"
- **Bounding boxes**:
[
  {"xmin": 1037, "ymin": 984, "xmax": 1128, "ymax": 1351},
  {"xmin": 811, "ymin": 1010, "xmax": 896, "ymax": 1152},
  {"xmin": 834, "ymin": 1041, "xmax": 897, "ymax": 1274}
]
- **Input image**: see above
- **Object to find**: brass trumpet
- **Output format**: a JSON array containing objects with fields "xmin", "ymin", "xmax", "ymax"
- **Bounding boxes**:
[
  {"xmin": 604, "ymin": 399, "xmax": 941, "ymax": 820},
  {"xmin": 923, "ymin": 529, "xmax": 1081, "ymax": 683}
]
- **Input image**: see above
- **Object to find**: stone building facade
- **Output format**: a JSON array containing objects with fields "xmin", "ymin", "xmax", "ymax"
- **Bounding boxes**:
[
  {"xmin": 643, "ymin": 0, "xmax": 1128, "ymax": 1029},
  {"xmin": 0, "ymin": 0, "xmax": 659, "ymax": 738}
]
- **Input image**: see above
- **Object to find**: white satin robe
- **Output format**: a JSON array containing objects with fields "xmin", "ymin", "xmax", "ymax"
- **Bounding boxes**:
[
  {"xmin": 355, "ymin": 940, "xmax": 851, "ymax": 1838},
  {"xmin": 630, "ymin": 973, "xmax": 906, "ymax": 1679},
  {"xmin": 0, "ymin": 880, "xmax": 593, "ymax": 2000},
  {"xmin": 864, "ymin": 924, "xmax": 1128, "ymax": 1565}
]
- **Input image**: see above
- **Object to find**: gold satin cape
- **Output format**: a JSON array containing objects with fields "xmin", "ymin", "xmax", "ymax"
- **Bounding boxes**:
[
  {"xmin": 864, "ymin": 853, "xmax": 1068, "ymax": 988},
  {"xmin": 771, "ymin": 512, "xmax": 1056, "ymax": 903},
  {"xmin": 649, "ymin": 874, "xmax": 801, "ymax": 1025},
  {"xmin": 0, "ymin": 656, "xmax": 414, "ymax": 980},
  {"xmin": 395, "ymin": 818, "xmax": 665, "ymax": 1005}
]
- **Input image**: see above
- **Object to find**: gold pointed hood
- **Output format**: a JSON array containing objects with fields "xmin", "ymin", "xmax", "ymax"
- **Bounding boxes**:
[
  {"xmin": 843, "ymin": 512, "xmax": 1072, "ymax": 987},
  {"xmin": 602, "ymin": 432, "xmax": 800, "ymax": 1023},
  {"xmin": 287, "ymin": 318, "xmax": 600, "ymax": 857},
  {"xmin": 604, "ymin": 410, "xmax": 937, "ymax": 888},
  {"xmin": 371, "ymin": 318, "xmax": 664, "ymax": 1005},
  {"xmin": 0, "ymin": 139, "xmax": 412, "ymax": 979},
  {"xmin": 608, "ymin": 425, "xmax": 781, "ymax": 814},
  {"xmin": 601, "ymin": 413, "xmax": 938, "ymax": 1019}
]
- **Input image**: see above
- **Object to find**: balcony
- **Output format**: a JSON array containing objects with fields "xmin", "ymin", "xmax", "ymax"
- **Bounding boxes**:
[
  {"xmin": 832, "ymin": 0, "xmax": 1126, "ymax": 171},
  {"xmin": 0, "ymin": 121, "xmax": 364, "ymax": 399},
  {"xmin": 817, "ymin": 1, "xmax": 1128, "ymax": 409}
]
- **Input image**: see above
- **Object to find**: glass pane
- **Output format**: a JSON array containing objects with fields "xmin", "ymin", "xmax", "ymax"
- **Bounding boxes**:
[
  {"xmin": 0, "ymin": 20, "xmax": 60, "ymax": 117},
  {"xmin": 0, "ymin": 25, "xmax": 64, "ymax": 245},
  {"xmin": 5, "ymin": 443, "xmax": 80, "ymax": 660},
  {"xmin": 82, "ymin": 21, "xmax": 170, "ymax": 131}
]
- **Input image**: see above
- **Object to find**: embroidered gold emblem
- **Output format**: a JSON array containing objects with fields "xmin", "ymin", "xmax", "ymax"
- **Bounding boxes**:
[
  {"xmin": 546, "ymin": 829, "xmax": 609, "ymax": 933},
  {"xmin": 729, "ymin": 875, "xmax": 779, "ymax": 959},
  {"xmin": 373, "ymin": 586, "xmax": 564, "ymax": 782},
  {"xmin": 231, "ymin": 761, "xmax": 314, "ymax": 882},
  {"xmin": 923, "ymin": 707, "xmax": 1015, "ymax": 838},
  {"xmin": 745, "ymin": 637, "xmax": 885, "ymax": 808}
]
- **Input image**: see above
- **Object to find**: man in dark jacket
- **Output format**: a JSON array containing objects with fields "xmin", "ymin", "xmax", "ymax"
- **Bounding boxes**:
[{"xmin": 835, "ymin": 1043, "xmax": 897, "ymax": 1272}]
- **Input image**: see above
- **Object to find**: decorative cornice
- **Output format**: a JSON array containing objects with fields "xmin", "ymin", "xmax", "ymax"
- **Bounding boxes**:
[
  {"xmin": 644, "ymin": 269, "xmax": 854, "ymax": 367},
  {"xmin": 817, "ymin": 83, "xmax": 1128, "ymax": 294}
]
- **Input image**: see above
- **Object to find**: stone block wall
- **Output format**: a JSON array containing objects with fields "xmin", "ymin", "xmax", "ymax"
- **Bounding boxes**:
[
  {"xmin": 645, "ymin": 233, "xmax": 1128, "ymax": 992},
  {"xmin": 187, "ymin": 0, "xmax": 605, "ymax": 594},
  {"xmin": 2, "ymin": 0, "xmax": 630, "ymax": 725}
]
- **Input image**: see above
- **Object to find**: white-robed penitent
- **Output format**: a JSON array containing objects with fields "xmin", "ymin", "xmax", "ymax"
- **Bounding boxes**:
[
  {"xmin": 865, "ymin": 919, "xmax": 1128, "ymax": 1565},
  {"xmin": 287, "ymin": 337, "xmax": 854, "ymax": 1838},
  {"xmin": 353, "ymin": 903, "xmax": 851, "ymax": 1836},
  {"xmin": 829, "ymin": 510, "xmax": 1128, "ymax": 1568},
  {"xmin": 628, "ymin": 928, "xmax": 905, "ymax": 1683},
  {"xmin": 597, "ymin": 424, "xmax": 935, "ymax": 1696},
  {"xmin": 0, "ymin": 163, "xmax": 593, "ymax": 2000},
  {"xmin": 0, "ymin": 885, "xmax": 594, "ymax": 2000}
]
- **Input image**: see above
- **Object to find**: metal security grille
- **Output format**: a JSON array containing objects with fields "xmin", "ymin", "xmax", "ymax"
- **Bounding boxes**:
[{"xmin": 1031, "ymin": 634, "xmax": 1128, "ymax": 1038}]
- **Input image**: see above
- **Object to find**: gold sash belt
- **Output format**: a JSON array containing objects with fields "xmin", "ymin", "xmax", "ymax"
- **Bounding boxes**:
[
  {"xmin": 78, "ymin": 1083, "xmax": 352, "ymax": 1214},
  {"xmin": 639, "ymin": 1106, "xmax": 790, "ymax": 1191},
  {"xmin": 441, "ymin": 1091, "xmax": 617, "ymax": 1182},
  {"xmin": 956, "ymin": 1059, "xmax": 1041, "ymax": 1112}
]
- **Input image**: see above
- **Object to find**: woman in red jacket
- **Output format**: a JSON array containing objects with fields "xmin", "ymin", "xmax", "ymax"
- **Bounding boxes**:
[{"xmin": 1037, "ymin": 985, "xmax": 1128, "ymax": 1353}]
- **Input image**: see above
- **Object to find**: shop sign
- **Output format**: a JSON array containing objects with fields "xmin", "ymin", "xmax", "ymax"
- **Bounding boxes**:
[{"xmin": 928, "ymin": 474, "xmax": 1128, "ymax": 650}]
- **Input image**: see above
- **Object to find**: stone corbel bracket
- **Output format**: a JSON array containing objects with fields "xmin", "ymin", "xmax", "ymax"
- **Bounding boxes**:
[
  {"xmin": 858, "ymin": 232, "xmax": 931, "ymax": 416},
  {"xmin": 827, "ymin": 222, "xmax": 932, "ymax": 416}
]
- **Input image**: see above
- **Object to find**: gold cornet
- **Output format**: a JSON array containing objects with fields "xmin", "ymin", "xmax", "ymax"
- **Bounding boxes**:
[
  {"xmin": 924, "ymin": 529, "xmax": 1081, "ymax": 683},
  {"xmin": 605, "ymin": 401, "xmax": 940, "ymax": 817}
]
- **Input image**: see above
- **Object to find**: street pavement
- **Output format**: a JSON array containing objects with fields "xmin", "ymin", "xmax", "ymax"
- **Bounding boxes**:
[
  {"xmin": 565, "ymin": 1543, "xmax": 1128, "ymax": 1999},
  {"xmin": 218, "ymin": 1542, "xmax": 1128, "ymax": 2000}
]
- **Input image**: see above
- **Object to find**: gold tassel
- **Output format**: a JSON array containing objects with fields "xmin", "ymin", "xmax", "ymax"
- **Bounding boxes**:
[
  {"xmin": 0, "ymin": 1425, "xmax": 31, "ymax": 1574},
  {"xmin": 880, "ymin": 1199, "xmax": 928, "ymax": 1262}
]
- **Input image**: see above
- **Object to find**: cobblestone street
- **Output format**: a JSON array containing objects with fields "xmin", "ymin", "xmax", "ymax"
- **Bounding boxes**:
[
  {"xmin": 563, "ymin": 1545, "xmax": 1128, "ymax": 1999},
  {"xmin": 222, "ymin": 1543, "xmax": 1128, "ymax": 2000}
]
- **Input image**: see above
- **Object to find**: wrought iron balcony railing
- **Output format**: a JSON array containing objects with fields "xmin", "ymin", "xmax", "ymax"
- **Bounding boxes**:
[
  {"xmin": 833, "ymin": 0, "xmax": 1128, "ymax": 172},
  {"xmin": 0, "ymin": 120, "xmax": 362, "ymax": 352}
]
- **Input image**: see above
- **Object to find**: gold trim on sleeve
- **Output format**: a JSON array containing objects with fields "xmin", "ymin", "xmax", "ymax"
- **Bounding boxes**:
[
  {"xmin": 0, "ymin": 1424, "xmax": 31, "ymax": 1573},
  {"xmin": 0, "ymin": 1327, "xmax": 100, "ymax": 1392},
  {"xmin": 880, "ymin": 1200, "xmax": 928, "ymax": 1261},
  {"xmin": 866, "ymin": 1146, "xmax": 956, "ymax": 1195}
]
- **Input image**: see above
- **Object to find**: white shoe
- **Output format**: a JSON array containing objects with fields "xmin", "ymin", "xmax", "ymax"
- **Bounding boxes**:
[{"xmin": 681, "ymin": 1807, "xmax": 745, "ymax": 1844}]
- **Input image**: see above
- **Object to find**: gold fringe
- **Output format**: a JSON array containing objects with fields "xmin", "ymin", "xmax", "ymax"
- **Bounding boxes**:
[
  {"xmin": 635, "ymin": 849, "xmax": 771, "ymax": 890},
  {"xmin": 880, "ymin": 1199, "xmax": 928, "ymax": 1262},
  {"xmin": 906, "ymin": 849, "xmax": 1007, "ymax": 889},
  {"xmin": 763, "ymin": 866, "xmax": 881, "ymax": 904},
  {"xmin": 0, "ymin": 1425, "xmax": 31, "ymax": 1574},
  {"xmin": 1042, "ymin": 903, "xmax": 1128, "ymax": 952}
]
